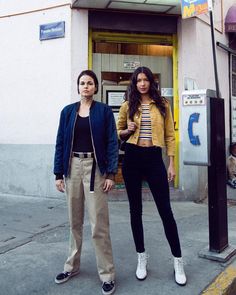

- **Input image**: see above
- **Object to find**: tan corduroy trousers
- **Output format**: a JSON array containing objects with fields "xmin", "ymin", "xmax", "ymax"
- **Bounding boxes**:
[{"xmin": 64, "ymin": 156, "xmax": 115, "ymax": 282}]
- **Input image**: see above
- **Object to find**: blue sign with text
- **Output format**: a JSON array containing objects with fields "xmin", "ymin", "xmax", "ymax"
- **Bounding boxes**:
[{"xmin": 40, "ymin": 21, "xmax": 65, "ymax": 41}]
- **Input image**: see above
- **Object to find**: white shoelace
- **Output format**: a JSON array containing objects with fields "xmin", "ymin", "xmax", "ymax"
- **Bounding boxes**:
[
  {"xmin": 138, "ymin": 254, "xmax": 149, "ymax": 269},
  {"xmin": 175, "ymin": 259, "xmax": 185, "ymax": 274}
]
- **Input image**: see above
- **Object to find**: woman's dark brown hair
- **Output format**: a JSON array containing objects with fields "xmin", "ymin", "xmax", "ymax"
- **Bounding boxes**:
[{"xmin": 125, "ymin": 66, "xmax": 166, "ymax": 120}]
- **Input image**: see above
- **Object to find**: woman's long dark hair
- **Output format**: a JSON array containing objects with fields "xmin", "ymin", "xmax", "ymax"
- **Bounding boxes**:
[{"xmin": 125, "ymin": 66, "xmax": 166, "ymax": 120}]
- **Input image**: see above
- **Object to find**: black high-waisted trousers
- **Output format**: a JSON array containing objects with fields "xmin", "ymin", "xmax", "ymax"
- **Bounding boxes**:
[{"xmin": 122, "ymin": 143, "xmax": 181, "ymax": 257}]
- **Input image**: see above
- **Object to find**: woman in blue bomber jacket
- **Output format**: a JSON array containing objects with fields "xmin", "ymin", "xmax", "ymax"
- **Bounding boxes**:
[{"xmin": 53, "ymin": 70, "xmax": 118, "ymax": 295}]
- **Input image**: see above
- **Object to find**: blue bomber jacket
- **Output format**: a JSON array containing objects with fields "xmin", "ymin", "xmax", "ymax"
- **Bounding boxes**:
[{"xmin": 54, "ymin": 100, "xmax": 118, "ymax": 179}]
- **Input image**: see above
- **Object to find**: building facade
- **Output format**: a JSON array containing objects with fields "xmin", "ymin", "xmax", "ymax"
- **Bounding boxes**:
[{"xmin": 0, "ymin": 0, "xmax": 235, "ymax": 200}]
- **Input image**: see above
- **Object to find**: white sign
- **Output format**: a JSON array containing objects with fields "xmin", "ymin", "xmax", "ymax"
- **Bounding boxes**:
[
  {"xmin": 107, "ymin": 91, "xmax": 125, "ymax": 107},
  {"xmin": 161, "ymin": 88, "xmax": 173, "ymax": 97},
  {"xmin": 113, "ymin": 112, "xmax": 119, "ymax": 123},
  {"xmin": 123, "ymin": 61, "xmax": 141, "ymax": 70}
]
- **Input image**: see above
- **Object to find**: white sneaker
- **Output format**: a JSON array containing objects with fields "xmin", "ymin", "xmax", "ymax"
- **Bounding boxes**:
[
  {"xmin": 173, "ymin": 257, "xmax": 187, "ymax": 286},
  {"xmin": 136, "ymin": 252, "xmax": 148, "ymax": 280}
]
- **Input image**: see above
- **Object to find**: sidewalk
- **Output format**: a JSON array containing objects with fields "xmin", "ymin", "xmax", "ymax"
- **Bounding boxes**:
[{"xmin": 0, "ymin": 191, "xmax": 236, "ymax": 295}]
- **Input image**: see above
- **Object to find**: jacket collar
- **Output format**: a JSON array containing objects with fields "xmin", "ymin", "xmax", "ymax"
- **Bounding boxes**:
[
  {"xmin": 76, "ymin": 100, "xmax": 96, "ymax": 112},
  {"xmin": 139, "ymin": 99, "xmax": 155, "ymax": 104}
]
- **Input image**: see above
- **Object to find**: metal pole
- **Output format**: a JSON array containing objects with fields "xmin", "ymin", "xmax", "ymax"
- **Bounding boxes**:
[
  {"xmin": 208, "ymin": 97, "xmax": 228, "ymax": 252},
  {"xmin": 207, "ymin": 0, "xmax": 228, "ymax": 253},
  {"xmin": 209, "ymin": 9, "xmax": 220, "ymax": 98}
]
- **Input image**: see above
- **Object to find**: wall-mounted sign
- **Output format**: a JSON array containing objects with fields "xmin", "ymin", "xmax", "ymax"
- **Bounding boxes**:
[
  {"xmin": 123, "ymin": 61, "xmax": 140, "ymax": 70},
  {"xmin": 113, "ymin": 111, "xmax": 119, "ymax": 123},
  {"xmin": 226, "ymin": 24, "xmax": 236, "ymax": 33},
  {"xmin": 40, "ymin": 21, "xmax": 65, "ymax": 41},
  {"xmin": 161, "ymin": 88, "xmax": 173, "ymax": 97},
  {"xmin": 106, "ymin": 90, "xmax": 125, "ymax": 107},
  {"xmin": 181, "ymin": 0, "xmax": 209, "ymax": 19}
]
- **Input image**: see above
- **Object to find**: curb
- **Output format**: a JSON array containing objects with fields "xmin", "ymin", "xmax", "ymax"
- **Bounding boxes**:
[{"xmin": 201, "ymin": 264, "xmax": 236, "ymax": 295}]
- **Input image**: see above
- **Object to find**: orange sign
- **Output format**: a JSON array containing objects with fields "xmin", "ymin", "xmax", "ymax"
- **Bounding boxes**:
[{"xmin": 181, "ymin": 0, "xmax": 209, "ymax": 19}]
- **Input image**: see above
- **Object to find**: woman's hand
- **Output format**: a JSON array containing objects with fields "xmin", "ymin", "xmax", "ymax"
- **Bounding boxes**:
[
  {"xmin": 55, "ymin": 179, "xmax": 65, "ymax": 192},
  {"xmin": 120, "ymin": 121, "xmax": 137, "ymax": 139},
  {"xmin": 103, "ymin": 179, "xmax": 115, "ymax": 192},
  {"xmin": 127, "ymin": 121, "xmax": 137, "ymax": 133},
  {"xmin": 167, "ymin": 156, "xmax": 176, "ymax": 182}
]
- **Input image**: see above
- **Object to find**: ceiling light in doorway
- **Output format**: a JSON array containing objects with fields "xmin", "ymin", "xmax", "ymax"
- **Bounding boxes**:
[
  {"xmin": 146, "ymin": 0, "xmax": 180, "ymax": 4},
  {"xmin": 112, "ymin": 0, "xmax": 144, "ymax": 2},
  {"xmin": 108, "ymin": 1, "xmax": 172, "ymax": 13},
  {"xmin": 72, "ymin": 0, "xmax": 181, "ymax": 14}
]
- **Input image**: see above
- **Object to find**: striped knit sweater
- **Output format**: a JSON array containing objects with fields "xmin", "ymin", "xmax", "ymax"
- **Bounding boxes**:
[{"xmin": 139, "ymin": 104, "xmax": 152, "ymax": 140}]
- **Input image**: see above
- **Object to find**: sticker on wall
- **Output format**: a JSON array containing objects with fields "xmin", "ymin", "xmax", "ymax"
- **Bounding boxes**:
[
  {"xmin": 40, "ymin": 21, "xmax": 65, "ymax": 41},
  {"xmin": 161, "ymin": 88, "xmax": 173, "ymax": 97},
  {"xmin": 123, "ymin": 56, "xmax": 141, "ymax": 70}
]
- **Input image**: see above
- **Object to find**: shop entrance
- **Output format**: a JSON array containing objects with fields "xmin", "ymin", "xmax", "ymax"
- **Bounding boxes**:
[{"xmin": 90, "ymin": 31, "xmax": 177, "ymax": 187}]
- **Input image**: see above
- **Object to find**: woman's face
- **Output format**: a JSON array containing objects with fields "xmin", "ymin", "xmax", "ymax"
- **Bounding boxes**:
[
  {"xmin": 136, "ymin": 73, "xmax": 150, "ymax": 95},
  {"xmin": 78, "ymin": 75, "xmax": 97, "ymax": 98}
]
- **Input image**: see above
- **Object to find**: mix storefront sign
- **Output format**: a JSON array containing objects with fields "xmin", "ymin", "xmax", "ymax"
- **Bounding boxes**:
[{"xmin": 181, "ymin": 0, "xmax": 209, "ymax": 19}]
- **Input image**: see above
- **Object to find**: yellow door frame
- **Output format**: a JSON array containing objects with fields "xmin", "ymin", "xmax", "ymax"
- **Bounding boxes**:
[
  {"xmin": 88, "ymin": 30, "xmax": 179, "ymax": 187},
  {"xmin": 172, "ymin": 34, "xmax": 179, "ymax": 188},
  {"xmin": 88, "ymin": 28, "xmax": 93, "ymax": 70}
]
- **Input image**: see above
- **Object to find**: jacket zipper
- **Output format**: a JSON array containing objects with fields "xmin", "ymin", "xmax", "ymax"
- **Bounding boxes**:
[
  {"xmin": 67, "ymin": 112, "xmax": 78, "ymax": 177},
  {"xmin": 89, "ymin": 111, "xmax": 98, "ymax": 163}
]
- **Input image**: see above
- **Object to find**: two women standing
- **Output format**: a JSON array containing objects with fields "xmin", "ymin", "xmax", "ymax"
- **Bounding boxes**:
[{"xmin": 53, "ymin": 67, "xmax": 186, "ymax": 295}]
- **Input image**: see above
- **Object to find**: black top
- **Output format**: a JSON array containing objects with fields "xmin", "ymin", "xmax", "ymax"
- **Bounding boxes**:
[{"xmin": 72, "ymin": 115, "xmax": 93, "ymax": 152}]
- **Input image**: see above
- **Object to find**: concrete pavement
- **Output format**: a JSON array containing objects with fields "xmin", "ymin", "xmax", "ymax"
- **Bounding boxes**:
[{"xmin": 0, "ymin": 189, "xmax": 236, "ymax": 295}]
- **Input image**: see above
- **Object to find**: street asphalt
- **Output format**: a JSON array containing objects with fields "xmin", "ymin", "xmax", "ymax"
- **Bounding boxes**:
[{"xmin": 0, "ymin": 187, "xmax": 236, "ymax": 295}]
